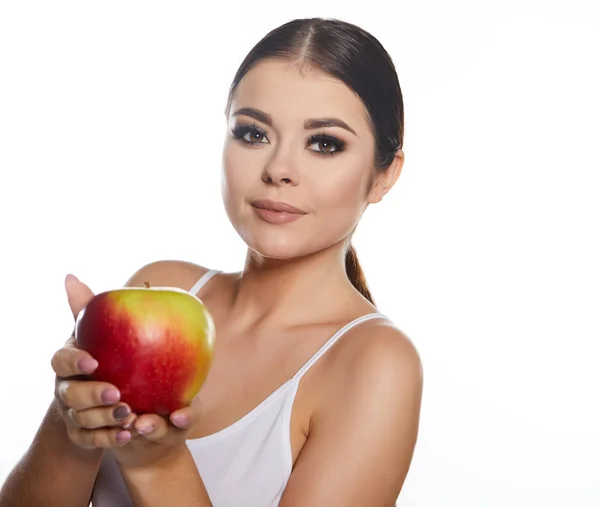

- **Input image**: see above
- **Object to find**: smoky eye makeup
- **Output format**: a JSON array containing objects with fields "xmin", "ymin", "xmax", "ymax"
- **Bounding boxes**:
[
  {"xmin": 230, "ymin": 122, "xmax": 347, "ymax": 157},
  {"xmin": 230, "ymin": 123, "xmax": 268, "ymax": 145},
  {"xmin": 306, "ymin": 133, "xmax": 346, "ymax": 157}
]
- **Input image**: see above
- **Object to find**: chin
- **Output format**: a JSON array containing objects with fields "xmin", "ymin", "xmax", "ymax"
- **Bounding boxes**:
[
  {"xmin": 228, "ymin": 207, "xmax": 353, "ymax": 262},
  {"xmin": 227, "ymin": 210, "xmax": 314, "ymax": 261},
  {"xmin": 245, "ymin": 234, "xmax": 313, "ymax": 261},
  {"xmin": 242, "ymin": 226, "xmax": 349, "ymax": 263}
]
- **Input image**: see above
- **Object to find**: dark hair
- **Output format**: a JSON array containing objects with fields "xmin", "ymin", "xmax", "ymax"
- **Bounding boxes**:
[{"xmin": 225, "ymin": 18, "xmax": 404, "ymax": 305}]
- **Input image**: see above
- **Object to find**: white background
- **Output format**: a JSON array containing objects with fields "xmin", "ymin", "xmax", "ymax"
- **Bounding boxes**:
[{"xmin": 1, "ymin": 1, "xmax": 599, "ymax": 505}]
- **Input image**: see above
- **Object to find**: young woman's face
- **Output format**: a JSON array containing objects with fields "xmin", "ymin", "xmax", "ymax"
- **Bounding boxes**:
[{"xmin": 221, "ymin": 59, "xmax": 380, "ymax": 260}]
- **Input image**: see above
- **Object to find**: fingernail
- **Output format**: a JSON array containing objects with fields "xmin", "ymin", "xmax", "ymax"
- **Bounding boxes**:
[
  {"xmin": 113, "ymin": 405, "xmax": 130, "ymax": 421},
  {"xmin": 116, "ymin": 431, "xmax": 131, "ymax": 444},
  {"xmin": 101, "ymin": 388, "xmax": 120, "ymax": 404},
  {"xmin": 78, "ymin": 357, "xmax": 98, "ymax": 373},
  {"xmin": 137, "ymin": 425, "xmax": 154, "ymax": 435},
  {"xmin": 65, "ymin": 274, "xmax": 79, "ymax": 286},
  {"xmin": 171, "ymin": 414, "xmax": 190, "ymax": 427}
]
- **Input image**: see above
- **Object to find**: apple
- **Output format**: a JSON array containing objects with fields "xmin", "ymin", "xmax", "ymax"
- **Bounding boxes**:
[{"xmin": 75, "ymin": 282, "xmax": 215, "ymax": 415}]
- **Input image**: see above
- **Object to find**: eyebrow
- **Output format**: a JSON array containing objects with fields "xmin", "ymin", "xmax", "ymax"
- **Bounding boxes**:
[{"xmin": 231, "ymin": 107, "xmax": 358, "ymax": 137}]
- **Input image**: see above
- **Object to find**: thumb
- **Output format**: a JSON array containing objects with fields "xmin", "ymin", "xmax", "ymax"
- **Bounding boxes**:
[{"xmin": 65, "ymin": 274, "xmax": 95, "ymax": 321}]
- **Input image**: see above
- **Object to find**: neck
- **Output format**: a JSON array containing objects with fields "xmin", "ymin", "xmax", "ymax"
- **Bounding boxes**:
[{"xmin": 228, "ymin": 242, "xmax": 360, "ymax": 331}]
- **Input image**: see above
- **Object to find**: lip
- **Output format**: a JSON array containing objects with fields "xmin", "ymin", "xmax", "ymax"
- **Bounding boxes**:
[
  {"xmin": 250, "ymin": 199, "xmax": 307, "ymax": 214},
  {"xmin": 250, "ymin": 199, "xmax": 307, "ymax": 225}
]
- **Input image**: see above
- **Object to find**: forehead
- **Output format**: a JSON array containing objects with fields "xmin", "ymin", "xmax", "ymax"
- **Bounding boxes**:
[{"xmin": 230, "ymin": 59, "xmax": 369, "ymax": 131}]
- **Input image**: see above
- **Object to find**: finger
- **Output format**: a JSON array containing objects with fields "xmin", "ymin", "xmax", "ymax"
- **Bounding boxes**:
[
  {"xmin": 66, "ymin": 403, "xmax": 133, "ymax": 430},
  {"xmin": 61, "ymin": 405, "xmax": 138, "ymax": 434},
  {"xmin": 69, "ymin": 426, "xmax": 132, "ymax": 449},
  {"xmin": 121, "ymin": 411, "xmax": 138, "ymax": 430},
  {"xmin": 51, "ymin": 346, "xmax": 98, "ymax": 378},
  {"xmin": 65, "ymin": 274, "xmax": 95, "ymax": 321},
  {"xmin": 55, "ymin": 379, "xmax": 121, "ymax": 411},
  {"xmin": 58, "ymin": 405, "xmax": 82, "ymax": 432},
  {"xmin": 169, "ymin": 405, "xmax": 195, "ymax": 429},
  {"xmin": 133, "ymin": 414, "xmax": 170, "ymax": 441}
]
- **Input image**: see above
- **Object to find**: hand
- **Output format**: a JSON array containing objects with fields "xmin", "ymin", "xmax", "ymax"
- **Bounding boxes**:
[
  {"xmin": 109, "ymin": 403, "xmax": 200, "ymax": 471},
  {"xmin": 52, "ymin": 274, "xmax": 137, "ymax": 449},
  {"xmin": 53, "ymin": 274, "xmax": 200, "ymax": 470}
]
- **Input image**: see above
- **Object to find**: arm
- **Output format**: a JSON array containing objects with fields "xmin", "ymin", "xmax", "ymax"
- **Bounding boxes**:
[
  {"xmin": 117, "ymin": 449, "xmax": 213, "ymax": 507},
  {"xmin": 279, "ymin": 324, "xmax": 423, "ymax": 507},
  {"xmin": 0, "ymin": 399, "xmax": 103, "ymax": 507}
]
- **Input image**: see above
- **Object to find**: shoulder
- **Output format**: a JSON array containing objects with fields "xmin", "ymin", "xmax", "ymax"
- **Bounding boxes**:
[
  {"xmin": 348, "ymin": 319, "xmax": 423, "ymax": 387},
  {"xmin": 283, "ymin": 318, "xmax": 423, "ymax": 503},
  {"xmin": 315, "ymin": 317, "xmax": 423, "ymax": 425},
  {"xmin": 124, "ymin": 260, "xmax": 212, "ymax": 291}
]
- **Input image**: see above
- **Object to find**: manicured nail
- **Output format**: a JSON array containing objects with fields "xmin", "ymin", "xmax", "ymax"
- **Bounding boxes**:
[
  {"xmin": 78, "ymin": 357, "xmax": 98, "ymax": 373},
  {"xmin": 137, "ymin": 425, "xmax": 154, "ymax": 435},
  {"xmin": 116, "ymin": 430, "xmax": 131, "ymax": 444},
  {"xmin": 171, "ymin": 414, "xmax": 190, "ymax": 427},
  {"xmin": 101, "ymin": 388, "xmax": 120, "ymax": 404},
  {"xmin": 65, "ymin": 274, "xmax": 79, "ymax": 286},
  {"xmin": 113, "ymin": 405, "xmax": 130, "ymax": 421},
  {"xmin": 122, "ymin": 413, "xmax": 137, "ymax": 430}
]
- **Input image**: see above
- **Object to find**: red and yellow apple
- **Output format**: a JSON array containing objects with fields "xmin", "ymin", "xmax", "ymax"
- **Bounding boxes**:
[{"xmin": 75, "ymin": 283, "xmax": 215, "ymax": 415}]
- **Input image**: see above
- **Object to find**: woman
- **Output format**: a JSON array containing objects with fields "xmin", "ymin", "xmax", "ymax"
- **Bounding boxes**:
[{"xmin": 0, "ymin": 17, "xmax": 423, "ymax": 507}]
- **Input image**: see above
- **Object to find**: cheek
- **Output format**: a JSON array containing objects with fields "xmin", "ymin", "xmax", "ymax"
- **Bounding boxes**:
[
  {"xmin": 221, "ymin": 144, "xmax": 254, "ymax": 217},
  {"xmin": 311, "ymin": 162, "xmax": 369, "ymax": 221}
]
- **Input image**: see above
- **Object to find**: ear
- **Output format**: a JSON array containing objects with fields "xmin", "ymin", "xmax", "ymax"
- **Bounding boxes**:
[{"xmin": 367, "ymin": 150, "xmax": 405, "ymax": 204}]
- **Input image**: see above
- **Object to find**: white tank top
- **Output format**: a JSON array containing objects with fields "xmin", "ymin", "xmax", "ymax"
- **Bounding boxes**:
[{"xmin": 91, "ymin": 269, "xmax": 390, "ymax": 506}]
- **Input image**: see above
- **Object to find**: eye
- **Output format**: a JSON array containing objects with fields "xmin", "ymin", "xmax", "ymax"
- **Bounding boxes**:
[
  {"xmin": 231, "ymin": 124, "xmax": 269, "ymax": 145},
  {"xmin": 307, "ymin": 134, "xmax": 346, "ymax": 157}
]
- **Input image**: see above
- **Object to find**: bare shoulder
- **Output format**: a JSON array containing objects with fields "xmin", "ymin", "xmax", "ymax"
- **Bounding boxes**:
[
  {"xmin": 327, "ymin": 317, "xmax": 422, "ymax": 393},
  {"xmin": 314, "ymin": 316, "xmax": 423, "ymax": 426},
  {"xmin": 349, "ymin": 319, "xmax": 423, "ymax": 384},
  {"xmin": 282, "ymin": 318, "xmax": 423, "ymax": 504},
  {"xmin": 124, "ymin": 260, "xmax": 212, "ymax": 291}
]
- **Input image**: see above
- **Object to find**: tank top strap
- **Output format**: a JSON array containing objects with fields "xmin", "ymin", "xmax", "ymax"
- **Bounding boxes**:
[
  {"xmin": 188, "ymin": 269, "xmax": 221, "ymax": 296},
  {"xmin": 292, "ymin": 312, "xmax": 390, "ymax": 382}
]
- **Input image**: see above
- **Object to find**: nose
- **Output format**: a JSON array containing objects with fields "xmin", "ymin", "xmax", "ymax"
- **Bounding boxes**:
[{"xmin": 261, "ymin": 149, "xmax": 300, "ymax": 187}]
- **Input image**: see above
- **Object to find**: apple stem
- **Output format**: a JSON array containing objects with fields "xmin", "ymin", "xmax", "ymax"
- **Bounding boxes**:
[{"xmin": 144, "ymin": 281, "xmax": 151, "ymax": 288}]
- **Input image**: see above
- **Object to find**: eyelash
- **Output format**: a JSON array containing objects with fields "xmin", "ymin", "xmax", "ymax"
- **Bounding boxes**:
[{"xmin": 230, "ymin": 123, "xmax": 346, "ymax": 157}]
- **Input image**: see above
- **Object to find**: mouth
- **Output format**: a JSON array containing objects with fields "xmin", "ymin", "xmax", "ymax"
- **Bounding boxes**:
[
  {"xmin": 250, "ymin": 199, "xmax": 307, "ymax": 224},
  {"xmin": 250, "ymin": 199, "xmax": 307, "ymax": 214}
]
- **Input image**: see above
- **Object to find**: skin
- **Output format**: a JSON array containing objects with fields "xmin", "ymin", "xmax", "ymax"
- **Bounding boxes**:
[{"xmin": 0, "ymin": 59, "xmax": 423, "ymax": 507}]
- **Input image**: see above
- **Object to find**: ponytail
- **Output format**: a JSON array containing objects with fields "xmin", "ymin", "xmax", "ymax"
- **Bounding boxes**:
[{"xmin": 345, "ymin": 243, "xmax": 375, "ymax": 305}]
